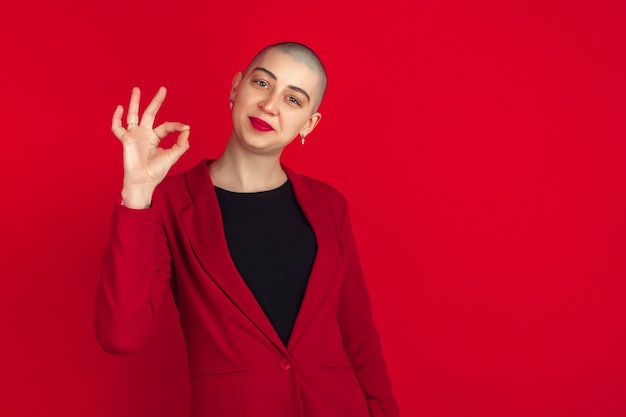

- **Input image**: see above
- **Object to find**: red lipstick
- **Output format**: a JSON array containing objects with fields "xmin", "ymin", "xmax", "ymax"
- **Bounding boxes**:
[{"xmin": 249, "ymin": 117, "xmax": 274, "ymax": 132}]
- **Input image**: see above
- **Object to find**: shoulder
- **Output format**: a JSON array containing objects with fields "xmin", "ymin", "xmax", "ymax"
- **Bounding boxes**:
[
  {"xmin": 301, "ymin": 174, "xmax": 345, "ymax": 202},
  {"xmin": 286, "ymin": 167, "xmax": 349, "ymax": 216},
  {"xmin": 152, "ymin": 159, "xmax": 211, "ymax": 208}
]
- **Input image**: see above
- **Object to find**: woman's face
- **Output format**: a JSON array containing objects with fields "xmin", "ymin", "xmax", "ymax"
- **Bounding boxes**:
[{"xmin": 229, "ymin": 48, "xmax": 322, "ymax": 155}]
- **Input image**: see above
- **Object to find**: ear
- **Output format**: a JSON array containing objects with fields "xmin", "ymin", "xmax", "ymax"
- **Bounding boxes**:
[
  {"xmin": 230, "ymin": 72, "xmax": 243, "ymax": 99},
  {"xmin": 300, "ymin": 112, "xmax": 322, "ymax": 138}
]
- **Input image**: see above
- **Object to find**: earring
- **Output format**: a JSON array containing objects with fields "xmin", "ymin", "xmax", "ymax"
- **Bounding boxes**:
[
  {"xmin": 229, "ymin": 100, "xmax": 233, "ymax": 109},
  {"xmin": 301, "ymin": 133, "xmax": 306, "ymax": 145}
]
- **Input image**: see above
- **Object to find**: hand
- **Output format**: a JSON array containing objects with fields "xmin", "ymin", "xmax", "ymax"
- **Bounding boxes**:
[{"xmin": 112, "ymin": 86, "xmax": 190, "ymax": 208}]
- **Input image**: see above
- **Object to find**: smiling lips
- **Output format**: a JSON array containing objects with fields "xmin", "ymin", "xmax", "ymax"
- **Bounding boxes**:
[{"xmin": 249, "ymin": 117, "xmax": 274, "ymax": 132}]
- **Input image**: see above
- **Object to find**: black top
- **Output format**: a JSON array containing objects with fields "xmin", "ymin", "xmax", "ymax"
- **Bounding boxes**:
[{"xmin": 215, "ymin": 180, "xmax": 318, "ymax": 346}]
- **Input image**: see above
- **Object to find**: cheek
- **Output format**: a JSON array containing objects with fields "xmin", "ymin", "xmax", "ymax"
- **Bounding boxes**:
[
  {"xmin": 280, "ymin": 118, "xmax": 300, "ymax": 135},
  {"xmin": 231, "ymin": 108, "xmax": 248, "ymax": 132}
]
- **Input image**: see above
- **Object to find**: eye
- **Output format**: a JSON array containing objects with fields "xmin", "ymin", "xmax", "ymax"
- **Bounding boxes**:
[
  {"xmin": 254, "ymin": 79, "xmax": 269, "ymax": 88},
  {"xmin": 287, "ymin": 96, "xmax": 302, "ymax": 106}
]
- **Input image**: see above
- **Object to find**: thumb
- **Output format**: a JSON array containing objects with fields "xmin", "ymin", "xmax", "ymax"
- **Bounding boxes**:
[{"xmin": 166, "ymin": 128, "xmax": 191, "ymax": 165}]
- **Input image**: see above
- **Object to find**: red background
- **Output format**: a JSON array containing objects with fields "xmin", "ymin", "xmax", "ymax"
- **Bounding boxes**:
[{"xmin": 1, "ymin": 0, "xmax": 625, "ymax": 416}]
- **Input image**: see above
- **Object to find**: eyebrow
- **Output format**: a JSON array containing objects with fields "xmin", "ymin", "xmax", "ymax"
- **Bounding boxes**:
[{"xmin": 252, "ymin": 67, "xmax": 311, "ymax": 103}]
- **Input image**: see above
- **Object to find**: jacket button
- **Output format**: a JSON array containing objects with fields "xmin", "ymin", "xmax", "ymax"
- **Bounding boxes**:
[{"xmin": 279, "ymin": 359, "xmax": 292, "ymax": 371}]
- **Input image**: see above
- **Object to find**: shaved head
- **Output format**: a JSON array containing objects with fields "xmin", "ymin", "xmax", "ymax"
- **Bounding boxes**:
[{"xmin": 245, "ymin": 42, "xmax": 327, "ymax": 111}]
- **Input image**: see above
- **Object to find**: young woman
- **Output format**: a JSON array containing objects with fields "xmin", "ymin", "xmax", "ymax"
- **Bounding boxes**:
[{"xmin": 96, "ymin": 42, "xmax": 400, "ymax": 417}]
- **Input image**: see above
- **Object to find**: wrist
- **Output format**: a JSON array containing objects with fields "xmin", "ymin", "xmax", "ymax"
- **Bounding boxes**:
[
  {"xmin": 120, "ymin": 185, "xmax": 155, "ymax": 209},
  {"xmin": 119, "ymin": 195, "xmax": 152, "ymax": 209}
]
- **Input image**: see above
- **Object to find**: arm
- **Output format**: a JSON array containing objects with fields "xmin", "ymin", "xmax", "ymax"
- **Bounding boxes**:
[
  {"xmin": 94, "ymin": 87, "xmax": 190, "ymax": 353},
  {"xmin": 94, "ymin": 203, "xmax": 172, "ymax": 353},
  {"xmin": 337, "ymin": 200, "xmax": 400, "ymax": 417}
]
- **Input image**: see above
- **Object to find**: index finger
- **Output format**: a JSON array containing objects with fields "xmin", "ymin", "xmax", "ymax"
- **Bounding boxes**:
[{"xmin": 139, "ymin": 86, "xmax": 167, "ymax": 128}]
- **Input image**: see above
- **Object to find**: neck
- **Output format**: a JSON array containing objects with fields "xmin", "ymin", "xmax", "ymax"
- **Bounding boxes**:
[{"xmin": 209, "ymin": 135, "xmax": 287, "ymax": 192}]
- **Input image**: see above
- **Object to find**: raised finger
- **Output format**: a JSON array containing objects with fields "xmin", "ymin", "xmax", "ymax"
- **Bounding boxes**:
[
  {"xmin": 139, "ymin": 86, "xmax": 167, "ymax": 129},
  {"xmin": 111, "ymin": 104, "xmax": 126, "ymax": 139},
  {"xmin": 127, "ymin": 87, "xmax": 141, "ymax": 125},
  {"xmin": 153, "ymin": 121, "xmax": 191, "ymax": 140}
]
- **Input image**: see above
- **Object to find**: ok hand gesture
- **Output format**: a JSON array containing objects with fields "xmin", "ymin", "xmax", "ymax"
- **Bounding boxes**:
[{"xmin": 112, "ymin": 87, "xmax": 190, "ymax": 209}]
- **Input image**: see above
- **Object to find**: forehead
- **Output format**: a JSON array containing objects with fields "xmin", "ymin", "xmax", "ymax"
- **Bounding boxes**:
[{"xmin": 247, "ymin": 49, "xmax": 321, "ymax": 94}]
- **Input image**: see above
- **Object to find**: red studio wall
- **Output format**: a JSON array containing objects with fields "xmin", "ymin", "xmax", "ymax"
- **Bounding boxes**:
[{"xmin": 1, "ymin": 1, "xmax": 625, "ymax": 416}]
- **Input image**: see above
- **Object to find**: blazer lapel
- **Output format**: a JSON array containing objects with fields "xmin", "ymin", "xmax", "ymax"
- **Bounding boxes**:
[
  {"xmin": 284, "ymin": 166, "xmax": 342, "ymax": 351},
  {"xmin": 179, "ymin": 160, "xmax": 288, "ymax": 354}
]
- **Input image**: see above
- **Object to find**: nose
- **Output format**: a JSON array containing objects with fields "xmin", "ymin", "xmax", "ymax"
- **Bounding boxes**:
[{"xmin": 259, "ymin": 93, "xmax": 279, "ymax": 115}]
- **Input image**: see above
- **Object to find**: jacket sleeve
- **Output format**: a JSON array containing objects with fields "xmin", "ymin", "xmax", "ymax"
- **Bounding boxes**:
[
  {"xmin": 94, "ymin": 203, "xmax": 173, "ymax": 354},
  {"xmin": 336, "ymin": 200, "xmax": 400, "ymax": 417}
]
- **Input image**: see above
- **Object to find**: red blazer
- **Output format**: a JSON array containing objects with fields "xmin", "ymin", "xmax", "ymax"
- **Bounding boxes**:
[{"xmin": 95, "ymin": 159, "xmax": 399, "ymax": 417}]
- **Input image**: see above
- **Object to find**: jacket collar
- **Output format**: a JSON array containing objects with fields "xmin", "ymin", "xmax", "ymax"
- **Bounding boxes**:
[{"xmin": 179, "ymin": 159, "xmax": 341, "ymax": 353}]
